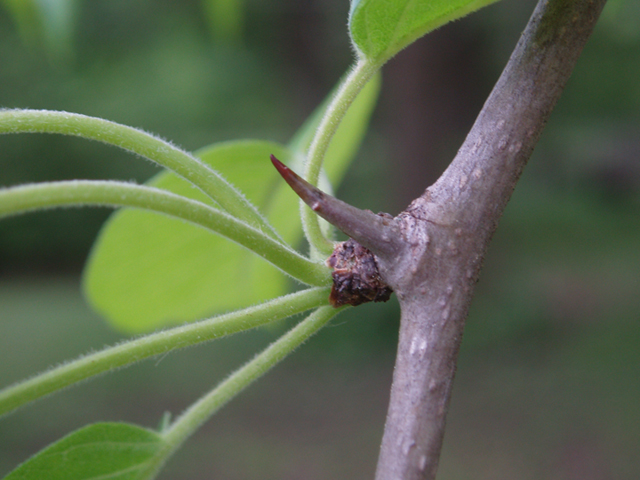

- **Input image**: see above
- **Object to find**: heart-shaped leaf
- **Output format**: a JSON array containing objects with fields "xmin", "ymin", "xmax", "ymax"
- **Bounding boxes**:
[
  {"xmin": 349, "ymin": 0, "xmax": 500, "ymax": 63},
  {"xmin": 3, "ymin": 423, "xmax": 163, "ymax": 480}
]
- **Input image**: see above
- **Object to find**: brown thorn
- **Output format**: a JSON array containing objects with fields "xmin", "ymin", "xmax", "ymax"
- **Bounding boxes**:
[{"xmin": 270, "ymin": 154, "xmax": 403, "ymax": 260}]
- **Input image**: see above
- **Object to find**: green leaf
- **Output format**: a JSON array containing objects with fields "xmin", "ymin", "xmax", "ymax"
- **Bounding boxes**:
[
  {"xmin": 83, "ymin": 141, "xmax": 295, "ymax": 333},
  {"xmin": 3, "ymin": 423, "xmax": 163, "ymax": 480},
  {"xmin": 83, "ymin": 74, "xmax": 381, "ymax": 333},
  {"xmin": 349, "ymin": 0, "xmax": 500, "ymax": 63}
]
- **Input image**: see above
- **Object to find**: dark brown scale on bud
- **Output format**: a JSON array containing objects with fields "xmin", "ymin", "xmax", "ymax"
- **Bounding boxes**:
[
  {"xmin": 269, "ymin": 154, "xmax": 396, "ymax": 307},
  {"xmin": 326, "ymin": 239, "xmax": 393, "ymax": 307}
]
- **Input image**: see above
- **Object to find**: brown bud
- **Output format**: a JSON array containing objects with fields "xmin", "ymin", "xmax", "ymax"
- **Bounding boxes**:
[{"xmin": 326, "ymin": 239, "xmax": 393, "ymax": 307}]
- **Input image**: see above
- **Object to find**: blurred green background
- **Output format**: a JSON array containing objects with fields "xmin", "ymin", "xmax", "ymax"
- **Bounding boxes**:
[{"xmin": 1, "ymin": 0, "xmax": 639, "ymax": 478}]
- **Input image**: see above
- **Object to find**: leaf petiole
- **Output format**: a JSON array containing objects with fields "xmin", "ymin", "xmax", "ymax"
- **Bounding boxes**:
[
  {"xmin": 0, "ymin": 180, "xmax": 330, "ymax": 286},
  {"xmin": 301, "ymin": 58, "xmax": 378, "ymax": 257},
  {"xmin": 0, "ymin": 286, "xmax": 331, "ymax": 418},
  {"xmin": 0, "ymin": 109, "xmax": 281, "ymax": 240},
  {"xmin": 146, "ymin": 305, "xmax": 345, "ymax": 478}
]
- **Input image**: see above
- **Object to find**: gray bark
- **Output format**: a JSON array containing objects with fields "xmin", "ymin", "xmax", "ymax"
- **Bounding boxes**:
[{"xmin": 373, "ymin": 0, "xmax": 608, "ymax": 479}]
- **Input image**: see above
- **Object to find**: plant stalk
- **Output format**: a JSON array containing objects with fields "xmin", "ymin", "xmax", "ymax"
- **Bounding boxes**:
[{"xmin": 374, "ymin": 0, "xmax": 608, "ymax": 479}]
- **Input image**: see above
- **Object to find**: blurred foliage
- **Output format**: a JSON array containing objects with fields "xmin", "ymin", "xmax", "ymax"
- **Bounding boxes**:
[
  {"xmin": 1, "ymin": 0, "xmax": 79, "ymax": 61},
  {"xmin": 1, "ymin": 0, "xmax": 639, "ymax": 477},
  {"xmin": 1, "ymin": 0, "xmax": 248, "ymax": 59},
  {"xmin": 202, "ymin": 0, "xmax": 244, "ymax": 43}
]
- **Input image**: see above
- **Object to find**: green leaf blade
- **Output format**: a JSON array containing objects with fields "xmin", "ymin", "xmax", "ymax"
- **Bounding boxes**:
[
  {"xmin": 82, "ymin": 141, "xmax": 297, "ymax": 333},
  {"xmin": 349, "ymin": 0, "xmax": 500, "ymax": 63},
  {"xmin": 3, "ymin": 423, "xmax": 163, "ymax": 480}
]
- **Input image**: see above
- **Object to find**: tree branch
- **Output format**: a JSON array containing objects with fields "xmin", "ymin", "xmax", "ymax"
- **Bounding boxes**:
[{"xmin": 374, "ymin": 1, "xmax": 608, "ymax": 479}]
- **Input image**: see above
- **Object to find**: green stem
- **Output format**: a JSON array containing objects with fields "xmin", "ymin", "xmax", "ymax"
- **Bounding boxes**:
[
  {"xmin": 0, "ymin": 109, "xmax": 280, "ymax": 239},
  {"xmin": 0, "ymin": 180, "xmax": 329, "ymax": 286},
  {"xmin": 302, "ymin": 59, "xmax": 378, "ymax": 256},
  {"xmin": 0, "ymin": 287, "xmax": 331, "ymax": 418},
  {"xmin": 149, "ymin": 305, "xmax": 343, "ymax": 477}
]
